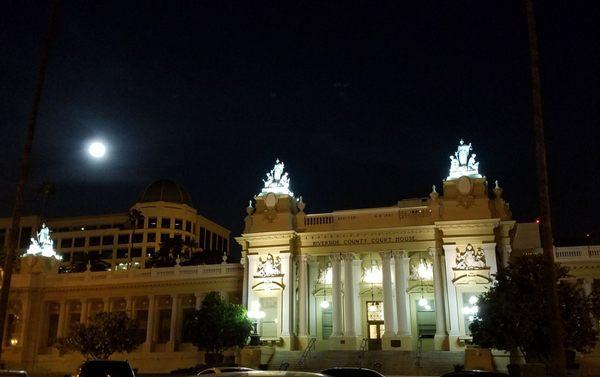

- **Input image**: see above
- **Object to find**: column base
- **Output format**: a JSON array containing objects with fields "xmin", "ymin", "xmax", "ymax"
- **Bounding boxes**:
[
  {"xmin": 279, "ymin": 335, "xmax": 294, "ymax": 350},
  {"xmin": 448, "ymin": 335, "xmax": 465, "ymax": 351},
  {"xmin": 296, "ymin": 335, "xmax": 311, "ymax": 350},
  {"xmin": 434, "ymin": 334, "xmax": 449, "ymax": 351},
  {"xmin": 329, "ymin": 335, "xmax": 361, "ymax": 350},
  {"xmin": 381, "ymin": 334, "xmax": 410, "ymax": 351}
]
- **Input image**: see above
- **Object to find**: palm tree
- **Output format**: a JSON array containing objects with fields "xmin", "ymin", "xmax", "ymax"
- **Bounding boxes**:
[
  {"xmin": 36, "ymin": 181, "xmax": 56, "ymax": 219},
  {"xmin": 525, "ymin": 0, "xmax": 566, "ymax": 375},
  {"xmin": 126, "ymin": 208, "xmax": 144, "ymax": 267},
  {"xmin": 0, "ymin": 1, "xmax": 58, "ymax": 363}
]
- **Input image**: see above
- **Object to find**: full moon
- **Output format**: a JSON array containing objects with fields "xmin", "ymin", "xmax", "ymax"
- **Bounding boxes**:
[{"xmin": 88, "ymin": 141, "xmax": 106, "ymax": 158}]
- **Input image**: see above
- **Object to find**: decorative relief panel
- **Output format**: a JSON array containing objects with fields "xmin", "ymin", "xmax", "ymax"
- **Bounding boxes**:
[
  {"xmin": 255, "ymin": 254, "xmax": 282, "ymax": 277},
  {"xmin": 454, "ymin": 243, "xmax": 487, "ymax": 270}
]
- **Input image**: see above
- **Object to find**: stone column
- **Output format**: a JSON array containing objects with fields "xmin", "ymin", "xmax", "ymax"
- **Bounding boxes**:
[
  {"xmin": 394, "ymin": 250, "xmax": 411, "ymax": 349},
  {"xmin": 379, "ymin": 251, "xmax": 395, "ymax": 338},
  {"xmin": 168, "ymin": 295, "xmax": 179, "ymax": 352},
  {"xmin": 330, "ymin": 253, "xmax": 343, "ymax": 337},
  {"xmin": 246, "ymin": 255, "xmax": 260, "ymax": 314},
  {"xmin": 241, "ymin": 255, "xmax": 249, "ymax": 307},
  {"xmin": 80, "ymin": 299, "xmax": 89, "ymax": 324},
  {"xmin": 343, "ymin": 253, "xmax": 356, "ymax": 337},
  {"xmin": 308, "ymin": 259, "xmax": 320, "ymax": 337},
  {"xmin": 352, "ymin": 258, "xmax": 363, "ymax": 338},
  {"xmin": 297, "ymin": 254, "xmax": 309, "ymax": 339},
  {"xmin": 56, "ymin": 301, "xmax": 67, "ymax": 338},
  {"xmin": 145, "ymin": 295, "xmax": 155, "ymax": 353},
  {"xmin": 279, "ymin": 253, "xmax": 294, "ymax": 347},
  {"xmin": 442, "ymin": 244, "xmax": 460, "ymax": 339},
  {"xmin": 432, "ymin": 247, "xmax": 448, "ymax": 350}
]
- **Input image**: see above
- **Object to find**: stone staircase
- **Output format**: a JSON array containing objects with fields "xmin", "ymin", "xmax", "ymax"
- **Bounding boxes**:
[{"xmin": 268, "ymin": 350, "xmax": 463, "ymax": 376}]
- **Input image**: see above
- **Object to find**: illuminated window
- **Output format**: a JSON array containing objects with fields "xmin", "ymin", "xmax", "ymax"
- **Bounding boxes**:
[
  {"xmin": 148, "ymin": 217, "xmax": 157, "ymax": 228},
  {"xmin": 174, "ymin": 219, "xmax": 183, "ymax": 230}
]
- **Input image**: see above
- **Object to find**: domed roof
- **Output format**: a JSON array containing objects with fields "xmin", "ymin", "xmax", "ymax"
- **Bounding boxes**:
[{"xmin": 137, "ymin": 179, "xmax": 193, "ymax": 206}]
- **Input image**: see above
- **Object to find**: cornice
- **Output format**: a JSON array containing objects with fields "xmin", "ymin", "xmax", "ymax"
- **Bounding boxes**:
[{"xmin": 298, "ymin": 225, "xmax": 436, "ymax": 240}]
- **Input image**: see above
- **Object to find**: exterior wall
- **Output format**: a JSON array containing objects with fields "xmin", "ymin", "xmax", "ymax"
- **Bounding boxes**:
[
  {"xmin": 2, "ymin": 257, "xmax": 243, "ymax": 374},
  {"xmin": 237, "ymin": 170, "xmax": 518, "ymax": 353}
]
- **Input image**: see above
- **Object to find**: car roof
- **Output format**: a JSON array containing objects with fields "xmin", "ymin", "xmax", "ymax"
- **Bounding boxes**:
[{"xmin": 190, "ymin": 372, "xmax": 328, "ymax": 377}]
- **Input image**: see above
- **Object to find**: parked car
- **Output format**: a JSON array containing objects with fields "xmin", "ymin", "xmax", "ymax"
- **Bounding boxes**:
[
  {"xmin": 321, "ymin": 367, "xmax": 384, "ymax": 377},
  {"xmin": 198, "ymin": 367, "xmax": 254, "ymax": 375},
  {"xmin": 0, "ymin": 370, "xmax": 28, "ymax": 377},
  {"xmin": 440, "ymin": 371, "xmax": 509, "ymax": 377},
  {"xmin": 75, "ymin": 360, "xmax": 136, "ymax": 377},
  {"xmin": 192, "ymin": 372, "xmax": 328, "ymax": 377}
]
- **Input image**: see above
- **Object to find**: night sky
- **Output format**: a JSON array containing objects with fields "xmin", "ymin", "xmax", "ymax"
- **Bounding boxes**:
[{"xmin": 1, "ymin": 1, "xmax": 598, "ymax": 244}]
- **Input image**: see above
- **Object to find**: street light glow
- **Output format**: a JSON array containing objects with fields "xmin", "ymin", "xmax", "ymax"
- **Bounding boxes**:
[{"xmin": 88, "ymin": 141, "xmax": 106, "ymax": 158}]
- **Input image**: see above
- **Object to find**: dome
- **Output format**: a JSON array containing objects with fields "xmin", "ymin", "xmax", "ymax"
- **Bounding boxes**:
[{"xmin": 137, "ymin": 179, "xmax": 193, "ymax": 206}]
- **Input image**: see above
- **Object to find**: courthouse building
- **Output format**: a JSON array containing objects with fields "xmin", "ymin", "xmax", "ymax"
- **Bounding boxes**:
[{"xmin": 236, "ymin": 141, "xmax": 600, "ymax": 354}]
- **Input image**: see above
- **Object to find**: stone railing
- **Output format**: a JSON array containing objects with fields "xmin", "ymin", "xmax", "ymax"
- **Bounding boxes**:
[
  {"xmin": 514, "ymin": 245, "xmax": 600, "ymax": 262},
  {"xmin": 31, "ymin": 263, "xmax": 243, "ymax": 287},
  {"xmin": 303, "ymin": 206, "xmax": 432, "ymax": 230}
]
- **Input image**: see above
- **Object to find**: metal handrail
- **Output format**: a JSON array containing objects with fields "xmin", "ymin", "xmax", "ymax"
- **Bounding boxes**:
[{"xmin": 297, "ymin": 337, "xmax": 317, "ymax": 366}]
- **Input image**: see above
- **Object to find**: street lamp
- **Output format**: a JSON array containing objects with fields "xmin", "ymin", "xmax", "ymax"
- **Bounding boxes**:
[{"xmin": 247, "ymin": 301, "xmax": 265, "ymax": 346}]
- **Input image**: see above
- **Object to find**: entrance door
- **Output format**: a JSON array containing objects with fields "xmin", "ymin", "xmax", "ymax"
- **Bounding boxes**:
[{"xmin": 366, "ymin": 301, "xmax": 384, "ymax": 350}]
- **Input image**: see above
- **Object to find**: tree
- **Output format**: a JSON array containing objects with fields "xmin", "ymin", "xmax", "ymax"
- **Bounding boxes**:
[
  {"xmin": 470, "ymin": 254, "xmax": 597, "ymax": 363},
  {"xmin": 126, "ymin": 208, "xmax": 144, "ymax": 266},
  {"xmin": 187, "ymin": 292, "xmax": 252, "ymax": 362},
  {"xmin": 0, "ymin": 1, "xmax": 58, "ymax": 364},
  {"xmin": 56, "ymin": 312, "xmax": 143, "ymax": 360},
  {"xmin": 36, "ymin": 181, "xmax": 56, "ymax": 219}
]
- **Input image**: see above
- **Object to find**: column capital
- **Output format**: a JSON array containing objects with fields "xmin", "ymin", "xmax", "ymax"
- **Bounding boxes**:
[
  {"xmin": 298, "ymin": 254, "xmax": 310, "ymax": 263},
  {"xmin": 329, "ymin": 253, "xmax": 343, "ymax": 263},
  {"xmin": 379, "ymin": 250, "xmax": 393, "ymax": 260},
  {"xmin": 342, "ymin": 252, "xmax": 356, "ymax": 262},
  {"xmin": 393, "ymin": 250, "xmax": 410, "ymax": 260}
]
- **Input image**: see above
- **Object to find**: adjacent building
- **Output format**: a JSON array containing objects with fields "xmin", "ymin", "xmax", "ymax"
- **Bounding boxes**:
[{"xmin": 0, "ymin": 180, "xmax": 242, "ymax": 373}]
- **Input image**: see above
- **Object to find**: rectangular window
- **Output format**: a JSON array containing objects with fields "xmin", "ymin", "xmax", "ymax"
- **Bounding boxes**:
[
  {"xmin": 181, "ymin": 308, "xmax": 195, "ymax": 343},
  {"xmin": 185, "ymin": 221, "xmax": 191, "ymax": 232},
  {"xmin": 136, "ymin": 310, "xmax": 148, "ymax": 342},
  {"xmin": 205, "ymin": 230, "xmax": 212, "ymax": 250},
  {"xmin": 74, "ymin": 237, "xmax": 85, "ymax": 248},
  {"xmin": 116, "ymin": 249, "xmax": 128, "ymax": 259},
  {"xmin": 157, "ymin": 309, "xmax": 171, "ymax": 343},
  {"xmin": 130, "ymin": 248, "xmax": 142, "ymax": 258},
  {"xmin": 148, "ymin": 217, "xmax": 157, "ymax": 228},
  {"xmin": 100, "ymin": 250, "xmax": 113, "ymax": 259},
  {"xmin": 118, "ymin": 234, "xmax": 130, "ymax": 244},
  {"xmin": 68, "ymin": 313, "xmax": 81, "ymax": 334},
  {"xmin": 61, "ymin": 238, "xmax": 73, "ymax": 248},
  {"xmin": 146, "ymin": 247, "xmax": 155, "ymax": 257},
  {"xmin": 132, "ymin": 233, "xmax": 143, "ymax": 243},
  {"xmin": 88, "ymin": 250, "xmax": 99, "ymax": 259},
  {"xmin": 89, "ymin": 236, "xmax": 101, "ymax": 246},
  {"xmin": 161, "ymin": 218, "xmax": 171, "ymax": 229},
  {"xmin": 19, "ymin": 227, "xmax": 32, "ymax": 249},
  {"xmin": 174, "ymin": 219, "xmax": 183, "ymax": 230},
  {"xmin": 160, "ymin": 233, "xmax": 169, "ymax": 242},
  {"xmin": 47, "ymin": 313, "xmax": 59, "ymax": 347},
  {"xmin": 102, "ymin": 235, "xmax": 114, "ymax": 245},
  {"xmin": 147, "ymin": 232, "xmax": 156, "ymax": 242},
  {"xmin": 199, "ymin": 227, "xmax": 206, "ymax": 249},
  {"xmin": 174, "ymin": 234, "xmax": 182, "ymax": 241}
]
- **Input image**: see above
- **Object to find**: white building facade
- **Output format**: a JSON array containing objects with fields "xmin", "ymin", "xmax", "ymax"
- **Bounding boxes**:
[{"xmin": 236, "ymin": 142, "xmax": 515, "ymax": 353}]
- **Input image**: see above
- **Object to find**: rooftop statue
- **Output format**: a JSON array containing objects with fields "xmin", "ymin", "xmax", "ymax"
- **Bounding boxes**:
[
  {"xmin": 24, "ymin": 223, "xmax": 61, "ymax": 260},
  {"xmin": 259, "ymin": 159, "xmax": 294, "ymax": 196},
  {"xmin": 447, "ymin": 139, "xmax": 483, "ymax": 180}
]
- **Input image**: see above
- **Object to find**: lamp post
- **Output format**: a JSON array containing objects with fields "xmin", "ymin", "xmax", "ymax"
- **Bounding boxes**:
[{"xmin": 247, "ymin": 301, "xmax": 265, "ymax": 346}]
